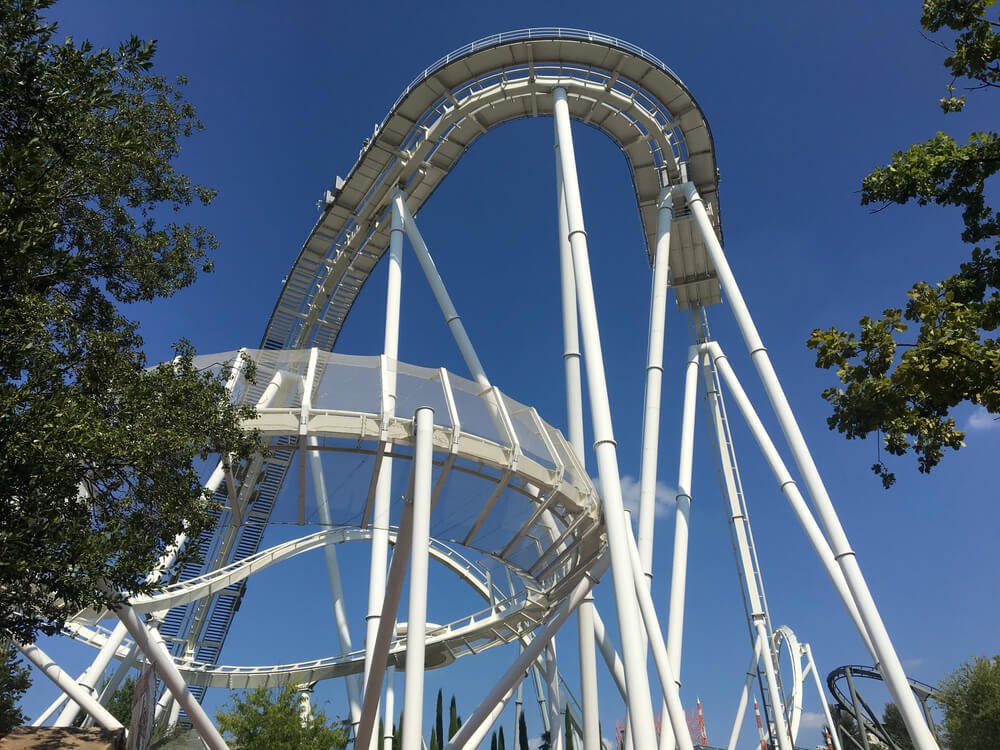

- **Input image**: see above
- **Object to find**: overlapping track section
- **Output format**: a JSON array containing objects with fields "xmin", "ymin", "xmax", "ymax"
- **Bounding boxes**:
[{"xmin": 159, "ymin": 29, "xmax": 725, "ymax": 703}]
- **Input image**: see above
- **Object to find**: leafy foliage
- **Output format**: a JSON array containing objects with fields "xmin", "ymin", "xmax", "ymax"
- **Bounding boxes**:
[
  {"xmin": 215, "ymin": 686, "xmax": 349, "ymax": 750},
  {"xmin": 937, "ymin": 654, "xmax": 1000, "ymax": 750},
  {"xmin": 808, "ymin": 0, "xmax": 1000, "ymax": 486},
  {"xmin": 518, "ymin": 710, "xmax": 530, "ymax": 750},
  {"xmin": 0, "ymin": 0, "xmax": 259, "ymax": 642},
  {"xmin": 0, "ymin": 642, "xmax": 31, "ymax": 733},
  {"xmin": 105, "ymin": 677, "xmax": 135, "ymax": 727},
  {"xmin": 881, "ymin": 702, "xmax": 916, "ymax": 750}
]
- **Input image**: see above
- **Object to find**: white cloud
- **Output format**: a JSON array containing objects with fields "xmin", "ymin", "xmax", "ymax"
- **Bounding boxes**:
[
  {"xmin": 902, "ymin": 657, "xmax": 925, "ymax": 670},
  {"xmin": 966, "ymin": 407, "xmax": 999, "ymax": 431},
  {"xmin": 799, "ymin": 711, "xmax": 828, "ymax": 730},
  {"xmin": 593, "ymin": 473, "xmax": 678, "ymax": 519}
]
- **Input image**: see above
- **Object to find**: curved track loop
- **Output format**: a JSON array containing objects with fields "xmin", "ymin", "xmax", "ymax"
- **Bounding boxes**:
[
  {"xmin": 67, "ymin": 528, "xmax": 544, "ymax": 690},
  {"xmin": 772, "ymin": 625, "xmax": 804, "ymax": 742},
  {"xmin": 827, "ymin": 665, "xmax": 938, "ymax": 749},
  {"xmin": 265, "ymin": 28, "xmax": 723, "ymax": 355},
  {"xmin": 157, "ymin": 30, "xmax": 727, "ymax": 697}
]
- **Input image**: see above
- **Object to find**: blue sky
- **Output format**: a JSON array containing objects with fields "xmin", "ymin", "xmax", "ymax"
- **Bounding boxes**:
[{"xmin": 23, "ymin": 2, "xmax": 999, "ymax": 748}]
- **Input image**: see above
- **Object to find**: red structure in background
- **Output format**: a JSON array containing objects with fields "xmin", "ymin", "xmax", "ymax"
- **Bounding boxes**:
[
  {"xmin": 615, "ymin": 701, "xmax": 709, "ymax": 748},
  {"xmin": 687, "ymin": 698, "xmax": 708, "ymax": 746}
]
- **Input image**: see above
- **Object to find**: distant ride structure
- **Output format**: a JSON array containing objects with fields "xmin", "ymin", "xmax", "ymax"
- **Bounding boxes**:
[{"xmin": 22, "ymin": 29, "xmax": 940, "ymax": 750}]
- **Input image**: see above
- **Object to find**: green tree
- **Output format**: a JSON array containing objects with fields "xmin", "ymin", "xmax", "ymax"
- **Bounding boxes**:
[
  {"xmin": 937, "ymin": 655, "xmax": 1000, "ymax": 750},
  {"xmin": 498, "ymin": 725, "xmax": 506, "ymax": 750},
  {"xmin": 105, "ymin": 677, "xmax": 135, "ymax": 727},
  {"xmin": 808, "ymin": 0, "xmax": 1000, "ymax": 487},
  {"xmin": 0, "ymin": 0, "xmax": 258, "ymax": 643},
  {"xmin": 435, "ymin": 689, "xmax": 445, "ymax": 749},
  {"xmin": 215, "ymin": 686, "xmax": 348, "ymax": 750},
  {"xmin": 0, "ymin": 642, "xmax": 31, "ymax": 733},
  {"xmin": 448, "ymin": 695, "xmax": 462, "ymax": 739},
  {"xmin": 564, "ymin": 707, "xmax": 574, "ymax": 750},
  {"xmin": 882, "ymin": 702, "xmax": 917, "ymax": 750},
  {"xmin": 830, "ymin": 704, "xmax": 866, "ymax": 750},
  {"xmin": 518, "ymin": 711, "xmax": 530, "ymax": 750}
]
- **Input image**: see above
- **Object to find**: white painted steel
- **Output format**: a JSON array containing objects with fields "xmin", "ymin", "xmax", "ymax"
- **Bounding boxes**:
[
  {"xmin": 684, "ymin": 183, "xmax": 938, "ymax": 750},
  {"xmin": 363, "ymin": 189, "xmax": 406, "ymax": 746},
  {"xmin": 591, "ymin": 609, "xmax": 628, "ymax": 702},
  {"xmin": 544, "ymin": 644, "xmax": 564, "ymax": 750},
  {"xmin": 556, "ymin": 142, "xmax": 599, "ymax": 750},
  {"xmin": 444, "ymin": 554, "xmax": 610, "ymax": 750},
  {"xmin": 726, "ymin": 632, "xmax": 765, "ymax": 750},
  {"xmin": 31, "ymin": 692, "xmax": 69, "ymax": 728},
  {"xmin": 704, "ymin": 342, "xmax": 876, "ymax": 660},
  {"xmin": 356, "ymin": 504, "xmax": 413, "ymax": 750},
  {"xmin": 399, "ymin": 200, "xmax": 489, "ymax": 388},
  {"xmin": 309, "ymin": 434, "xmax": 362, "ymax": 727},
  {"xmin": 637, "ymin": 189, "xmax": 674, "ymax": 580},
  {"xmin": 113, "ymin": 604, "xmax": 228, "ymax": 750},
  {"xmin": 17, "ymin": 642, "xmax": 123, "ymax": 732},
  {"xmin": 266, "ymin": 30, "xmax": 722, "ymax": 358},
  {"xmin": 753, "ymin": 617, "xmax": 793, "ymax": 750},
  {"xmin": 383, "ymin": 666, "xmax": 396, "ymax": 750},
  {"xmin": 774, "ymin": 626, "xmax": 804, "ymax": 741},
  {"xmin": 53, "ymin": 620, "xmax": 128, "ymax": 727},
  {"xmin": 553, "ymin": 85, "xmax": 657, "ymax": 748},
  {"xmin": 401, "ymin": 407, "xmax": 435, "ymax": 750},
  {"xmin": 621, "ymin": 519, "xmax": 695, "ymax": 750},
  {"xmin": 659, "ymin": 345, "xmax": 700, "ymax": 750},
  {"xmin": 459, "ymin": 683, "xmax": 517, "ymax": 750},
  {"xmin": 805, "ymin": 644, "xmax": 843, "ymax": 750}
]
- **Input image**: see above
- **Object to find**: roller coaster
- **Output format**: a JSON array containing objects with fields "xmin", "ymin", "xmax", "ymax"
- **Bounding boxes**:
[
  {"xmin": 827, "ymin": 665, "xmax": 939, "ymax": 750},
  {"xmin": 18, "ymin": 29, "xmax": 941, "ymax": 750}
]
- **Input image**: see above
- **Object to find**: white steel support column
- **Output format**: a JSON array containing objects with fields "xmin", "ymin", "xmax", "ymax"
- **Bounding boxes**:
[
  {"xmin": 621, "ymin": 524, "xmax": 695, "ymax": 750},
  {"xmin": 659, "ymin": 345, "xmax": 700, "ymax": 750},
  {"xmin": 637, "ymin": 188, "xmax": 674, "ymax": 577},
  {"xmin": 310, "ymin": 432, "xmax": 362, "ymax": 726},
  {"xmin": 705, "ymin": 341, "xmax": 875, "ymax": 658},
  {"xmin": 556, "ymin": 159, "xmax": 600, "ymax": 750},
  {"xmin": 382, "ymin": 666, "xmax": 396, "ymax": 750},
  {"xmin": 805, "ymin": 644, "xmax": 843, "ymax": 750},
  {"xmin": 96, "ymin": 641, "xmax": 139, "ymax": 710},
  {"xmin": 363, "ymin": 188, "xmax": 406, "ymax": 744},
  {"xmin": 444, "ymin": 554, "xmax": 610, "ymax": 750},
  {"xmin": 32, "ymin": 692, "xmax": 69, "ymax": 727},
  {"xmin": 112, "ymin": 604, "xmax": 228, "ymax": 750},
  {"xmin": 544, "ymin": 643, "xmax": 563, "ymax": 750},
  {"xmin": 52, "ymin": 621, "xmax": 128, "ymax": 727},
  {"xmin": 726, "ymin": 632, "xmax": 765, "ymax": 750},
  {"xmin": 752, "ymin": 619, "xmax": 793, "ymax": 750},
  {"xmin": 399, "ymin": 200, "xmax": 489, "ymax": 389},
  {"xmin": 683, "ymin": 182, "xmax": 937, "ymax": 750},
  {"xmin": 355, "ymin": 501, "xmax": 414, "ymax": 750},
  {"xmin": 17, "ymin": 642, "xmax": 123, "ymax": 732},
  {"xmin": 400, "ymin": 407, "xmax": 435, "ymax": 750},
  {"xmin": 592, "ymin": 610, "xmax": 628, "ymax": 701},
  {"xmin": 552, "ymin": 85, "xmax": 657, "ymax": 748},
  {"xmin": 459, "ymin": 683, "xmax": 518, "ymax": 750}
]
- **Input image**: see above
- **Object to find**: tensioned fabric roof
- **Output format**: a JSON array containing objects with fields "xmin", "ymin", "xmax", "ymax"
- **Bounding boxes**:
[{"xmin": 263, "ymin": 28, "xmax": 723, "ymax": 355}]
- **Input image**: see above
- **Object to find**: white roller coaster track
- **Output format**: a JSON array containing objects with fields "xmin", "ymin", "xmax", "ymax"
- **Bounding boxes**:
[{"xmin": 34, "ymin": 28, "xmax": 940, "ymax": 750}]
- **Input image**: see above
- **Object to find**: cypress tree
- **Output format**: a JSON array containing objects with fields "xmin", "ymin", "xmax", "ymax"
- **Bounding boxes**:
[
  {"xmin": 449, "ymin": 695, "xmax": 462, "ymax": 739},
  {"xmin": 518, "ymin": 711, "xmax": 530, "ymax": 750},
  {"xmin": 436, "ymin": 689, "xmax": 445, "ymax": 748}
]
